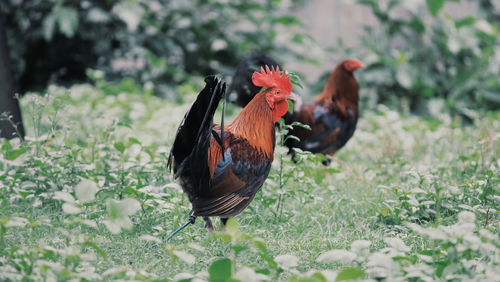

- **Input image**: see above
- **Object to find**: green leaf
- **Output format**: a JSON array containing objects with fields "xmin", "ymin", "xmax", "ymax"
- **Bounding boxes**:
[
  {"xmin": 83, "ymin": 241, "xmax": 108, "ymax": 259},
  {"xmin": 335, "ymin": 267, "xmax": 366, "ymax": 281},
  {"xmin": 426, "ymin": 0, "xmax": 445, "ymax": 16},
  {"xmin": 128, "ymin": 137, "xmax": 141, "ymax": 145},
  {"xmin": 215, "ymin": 233, "xmax": 233, "ymax": 243},
  {"xmin": 1, "ymin": 140, "xmax": 12, "ymax": 151},
  {"xmin": 478, "ymin": 89, "xmax": 500, "ymax": 104},
  {"xmin": 208, "ymin": 258, "xmax": 232, "ymax": 281},
  {"xmin": 5, "ymin": 148, "xmax": 26, "ymax": 160},
  {"xmin": 292, "ymin": 33, "xmax": 306, "ymax": 44},
  {"xmin": 285, "ymin": 135, "xmax": 300, "ymax": 142},
  {"xmin": 288, "ymin": 72, "xmax": 304, "ymax": 89},
  {"xmin": 290, "ymin": 272, "xmax": 328, "ymax": 282},
  {"xmin": 225, "ymin": 218, "xmax": 240, "ymax": 238},
  {"xmin": 287, "ymin": 99, "xmax": 295, "ymax": 114},
  {"xmin": 408, "ymin": 19, "xmax": 425, "ymax": 34},
  {"xmin": 114, "ymin": 142, "xmax": 126, "ymax": 153},
  {"xmin": 231, "ymin": 244, "xmax": 248, "ymax": 255},
  {"xmin": 274, "ymin": 15, "xmax": 301, "ymax": 26},
  {"xmin": 291, "ymin": 121, "xmax": 311, "ymax": 130},
  {"xmin": 455, "ymin": 16, "xmax": 476, "ymax": 28}
]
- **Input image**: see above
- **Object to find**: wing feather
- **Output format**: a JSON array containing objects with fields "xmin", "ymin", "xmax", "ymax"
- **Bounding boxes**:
[
  {"xmin": 286, "ymin": 102, "xmax": 357, "ymax": 156},
  {"xmin": 192, "ymin": 133, "xmax": 272, "ymax": 217}
]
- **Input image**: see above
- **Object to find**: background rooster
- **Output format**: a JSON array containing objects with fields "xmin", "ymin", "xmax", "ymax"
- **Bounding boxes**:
[
  {"xmin": 229, "ymin": 57, "xmax": 363, "ymax": 163},
  {"xmin": 168, "ymin": 67, "xmax": 292, "ymax": 232},
  {"xmin": 285, "ymin": 59, "xmax": 363, "ymax": 162},
  {"xmin": 228, "ymin": 54, "xmax": 281, "ymax": 108}
]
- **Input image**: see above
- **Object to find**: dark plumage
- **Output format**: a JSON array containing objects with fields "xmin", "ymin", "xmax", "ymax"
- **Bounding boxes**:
[
  {"xmin": 285, "ymin": 59, "xmax": 363, "ymax": 161},
  {"xmin": 229, "ymin": 54, "xmax": 281, "ymax": 107},
  {"xmin": 169, "ymin": 68, "xmax": 292, "ymax": 232}
]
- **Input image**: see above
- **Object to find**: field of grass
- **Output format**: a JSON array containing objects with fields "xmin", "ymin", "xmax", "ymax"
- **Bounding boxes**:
[{"xmin": 1, "ymin": 80, "xmax": 499, "ymax": 281}]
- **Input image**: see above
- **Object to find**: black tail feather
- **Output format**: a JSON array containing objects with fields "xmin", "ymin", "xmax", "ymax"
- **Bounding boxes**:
[{"xmin": 169, "ymin": 76, "xmax": 226, "ymax": 195}]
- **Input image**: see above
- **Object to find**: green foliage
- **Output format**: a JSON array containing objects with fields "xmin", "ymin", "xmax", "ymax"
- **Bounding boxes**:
[
  {"xmin": 426, "ymin": 0, "xmax": 445, "ymax": 16},
  {"xmin": 335, "ymin": 267, "xmax": 366, "ymax": 281},
  {"xmin": 314, "ymin": 215, "xmax": 499, "ymax": 281},
  {"xmin": 259, "ymin": 118, "xmax": 329, "ymax": 221},
  {"xmin": 2, "ymin": 0, "xmax": 308, "ymax": 95},
  {"xmin": 376, "ymin": 169, "xmax": 499, "ymax": 226},
  {"xmin": 288, "ymin": 71, "xmax": 305, "ymax": 89},
  {"xmin": 208, "ymin": 258, "xmax": 232, "ymax": 281},
  {"xmin": 355, "ymin": 0, "xmax": 500, "ymax": 116},
  {"xmin": 0, "ymin": 81, "xmax": 498, "ymax": 280}
]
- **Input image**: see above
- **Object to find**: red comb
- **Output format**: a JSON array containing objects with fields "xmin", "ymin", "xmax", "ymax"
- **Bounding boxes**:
[{"xmin": 251, "ymin": 65, "xmax": 292, "ymax": 94}]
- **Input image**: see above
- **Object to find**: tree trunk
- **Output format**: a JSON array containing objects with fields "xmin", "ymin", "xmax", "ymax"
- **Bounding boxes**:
[{"xmin": 0, "ymin": 16, "xmax": 25, "ymax": 140}]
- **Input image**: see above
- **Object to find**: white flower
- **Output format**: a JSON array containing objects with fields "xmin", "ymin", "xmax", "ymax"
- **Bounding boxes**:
[
  {"xmin": 457, "ymin": 211, "xmax": 476, "ymax": 224},
  {"xmin": 173, "ymin": 251, "xmax": 196, "ymax": 265},
  {"xmin": 112, "ymin": 2, "xmax": 144, "ymax": 32},
  {"xmin": 351, "ymin": 240, "xmax": 372, "ymax": 257},
  {"xmin": 367, "ymin": 252, "xmax": 393, "ymax": 268},
  {"xmin": 234, "ymin": 267, "xmax": 258, "ymax": 282},
  {"xmin": 384, "ymin": 237, "xmax": 411, "ymax": 252},
  {"xmin": 275, "ymin": 254, "xmax": 299, "ymax": 269},
  {"xmin": 74, "ymin": 179, "xmax": 99, "ymax": 203},
  {"xmin": 316, "ymin": 250, "xmax": 356, "ymax": 264}
]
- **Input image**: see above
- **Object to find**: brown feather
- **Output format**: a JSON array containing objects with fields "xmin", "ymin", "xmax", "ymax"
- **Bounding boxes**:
[
  {"xmin": 171, "ymin": 75, "xmax": 287, "ymax": 231},
  {"xmin": 286, "ymin": 59, "xmax": 361, "ymax": 157},
  {"xmin": 192, "ymin": 192, "xmax": 249, "ymax": 217},
  {"xmin": 314, "ymin": 61, "xmax": 360, "ymax": 119},
  {"xmin": 317, "ymin": 128, "xmax": 341, "ymax": 155},
  {"xmin": 207, "ymin": 126, "xmax": 231, "ymax": 177},
  {"xmin": 207, "ymin": 166, "xmax": 246, "ymax": 196},
  {"xmin": 226, "ymin": 91, "xmax": 275, "ymax": 158}
]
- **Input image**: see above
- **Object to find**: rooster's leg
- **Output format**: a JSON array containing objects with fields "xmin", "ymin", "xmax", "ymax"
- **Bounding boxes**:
[
  {"xmin": 220, "ymin": 217, "xmax": 229, "ymax": 231},
  {"xmin": 203, "ymin": 217, "xmax": 215, "ymax": 233}
]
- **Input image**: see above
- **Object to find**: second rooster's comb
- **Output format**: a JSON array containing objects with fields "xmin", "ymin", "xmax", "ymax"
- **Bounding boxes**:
[{"xmin": 251, "ymin": 65, "xmax": 292, "ymax": 94}]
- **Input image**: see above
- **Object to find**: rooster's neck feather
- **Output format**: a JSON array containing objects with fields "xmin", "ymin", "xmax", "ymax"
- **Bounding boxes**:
[
  {"xmin": 315, "ymin": 65, "xmax": 359, "ymax": 117},
  {"xmin": 227, "ymin": 92, "xmax": 275, "ymax": 158}
]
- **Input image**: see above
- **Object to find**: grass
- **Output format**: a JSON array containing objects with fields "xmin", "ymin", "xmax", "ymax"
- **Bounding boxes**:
[{"xmin": 0, "ymin": 81, "xmax": 499, "ymax": 281}]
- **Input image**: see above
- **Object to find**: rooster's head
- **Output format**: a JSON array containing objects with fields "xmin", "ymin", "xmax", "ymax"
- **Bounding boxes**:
[{"xmin": 251, "ymin": 65, "xmax": 293, "ymax": 122}]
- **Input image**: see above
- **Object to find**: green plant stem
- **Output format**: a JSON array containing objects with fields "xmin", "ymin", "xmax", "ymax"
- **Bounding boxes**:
[{"xmin": 0, "ymin": 225, "xmax": 5, "ymax": 253}]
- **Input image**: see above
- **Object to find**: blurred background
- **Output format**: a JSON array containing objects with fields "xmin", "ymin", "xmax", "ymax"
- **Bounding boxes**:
[{"xmin": 1, "ymin": 0, "xmax": 499, "ymax": 139}]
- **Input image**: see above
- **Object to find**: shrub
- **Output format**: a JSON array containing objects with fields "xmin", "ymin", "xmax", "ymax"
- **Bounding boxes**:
[
  {"xmin": 1, "ymin": 0, "xmax": 308, "ymax": 96},
  {"xmin": 354, "ymin": 0, "xmax": 500, "ymax": 116}
]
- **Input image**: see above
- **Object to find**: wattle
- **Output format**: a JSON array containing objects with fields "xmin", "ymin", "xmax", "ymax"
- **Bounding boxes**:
[{"xmin": 273, "ymin": 100, "xmax": 289, "ymax": 122}]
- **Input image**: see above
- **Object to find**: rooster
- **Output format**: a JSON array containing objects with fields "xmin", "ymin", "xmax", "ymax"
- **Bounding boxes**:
[
  {"xmin": 168, "ymin": 66, "xmax": 292, "ymax": 233},
  {"xmin": 229, "ymin": 54, "xmax": 281, "ymax": 108},
  {"xmin": 285, "ymin": 59, "xmax": 363, "ymax": 162}
]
